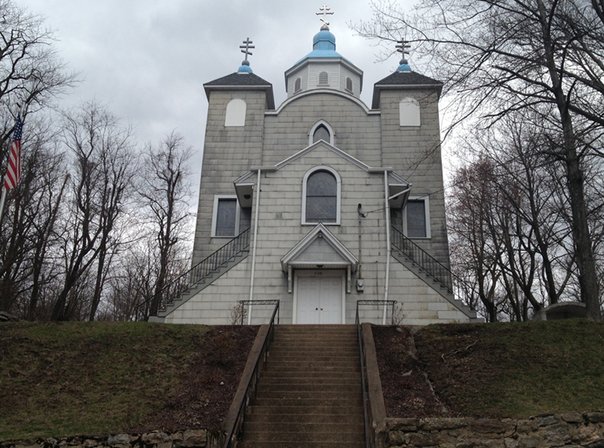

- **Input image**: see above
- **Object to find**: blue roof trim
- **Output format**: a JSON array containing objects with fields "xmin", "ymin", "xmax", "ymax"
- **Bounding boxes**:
[{"xmin": 307, "ymin": 49, "xmax": 342, "ymax": 58}]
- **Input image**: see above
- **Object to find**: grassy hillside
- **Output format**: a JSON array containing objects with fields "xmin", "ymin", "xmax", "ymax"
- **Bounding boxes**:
[
  {"xmin": 3, "ymin": 320, "xmax": 602, "ymax": 441},
  {"xmin": 374, "ymin": 320, "xmax": 604, "ymax": 418},
  {"xmin": 0, "ymin": 322, "xmax": 257, "ymax": 440}
]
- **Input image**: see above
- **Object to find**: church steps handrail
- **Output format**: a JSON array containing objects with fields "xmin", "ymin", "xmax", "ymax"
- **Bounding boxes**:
[
  {"xmin": 356, "ymin": 300, "xmax": 395, "ymax": 448},
  {"xmin": 138, "ymin": 228, "xmax": 251, "ymax": 319},
  {"xmin": 390, "ymin": 225, "xmax": 453, "ymax": 293},
  {"xmin": 223, "ymin": 300, "xmax": 279, "ymax": 448}
]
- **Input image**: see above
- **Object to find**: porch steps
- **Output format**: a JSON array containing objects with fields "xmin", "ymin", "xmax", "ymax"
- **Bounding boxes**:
[{"xmin": 238, "ymin": 325, "xmax": 365, "ymax": 448}]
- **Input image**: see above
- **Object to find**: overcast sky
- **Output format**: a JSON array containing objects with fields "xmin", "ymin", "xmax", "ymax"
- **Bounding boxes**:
[{"xmin": 18, "ymin": 0, "xmax": 416, "ymax": 193}]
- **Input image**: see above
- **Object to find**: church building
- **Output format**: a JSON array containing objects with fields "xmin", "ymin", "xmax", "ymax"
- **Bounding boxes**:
[{"xmin": 152, "ymin": 11, "xmax": 476, "ymax": 325}]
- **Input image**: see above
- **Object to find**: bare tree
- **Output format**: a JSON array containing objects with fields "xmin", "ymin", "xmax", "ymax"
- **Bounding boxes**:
[
  {"xmin": 356, "ymin": 0, "xmax": 604, "ymax": 318},
  {"xmin": 0, "ymin": 118, "xmax": 67, "ymax": 317},
  {"xmin": 0, "ymin": 0, "xmax": 73, "ymax": 149},
  {"xmin": 102, "ymin": 241, "xmax": 157, "ymax": 321},
  {"xmin": 137, "ymin": 133, "xmax": 192, "ymax": 318},
  {"xmin": 449, "ymin": 158, "xmax": 504, "ymax": 321},
  {"xmin": 50, "ymin": 103, "xmax": 135, "ymax": 321}
]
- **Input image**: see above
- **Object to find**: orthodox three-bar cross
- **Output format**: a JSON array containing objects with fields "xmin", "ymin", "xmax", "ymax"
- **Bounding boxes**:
[
  {"xmin": 396, "ymin": 39, "xmax": 411, "ymax": 59},
  {"xmin": 316, "ymin": 4, "xmax": 334, "ymax": 27},
  {"xmin": 240, "ymin": 38, "xmax": 254, "ymax": 61}
]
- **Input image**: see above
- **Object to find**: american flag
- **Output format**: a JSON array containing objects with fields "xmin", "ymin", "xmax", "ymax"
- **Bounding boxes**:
[{"xmin": 4, "ymin": 117, "xmax": 23, "ymax": 190}]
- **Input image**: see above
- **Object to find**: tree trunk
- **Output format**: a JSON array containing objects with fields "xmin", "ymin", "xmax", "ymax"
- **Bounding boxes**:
[{"xmin": 564, "ymin": 142, "xmax": 601, "ymax": 319}]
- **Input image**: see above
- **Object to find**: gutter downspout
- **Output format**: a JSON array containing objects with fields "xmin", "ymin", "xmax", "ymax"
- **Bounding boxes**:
[
  {"xmin": 383, "ymin": 170, "xmax": 391, "ymax": 325},
  {"xmin": 247, "ymin": 169, "xmax": 262, "ymax": 325}
]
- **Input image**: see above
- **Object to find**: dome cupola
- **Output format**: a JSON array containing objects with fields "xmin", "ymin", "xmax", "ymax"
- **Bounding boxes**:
[{"xmin": 284, "ymin": 6, "xmax": 363, "ymax": 98}]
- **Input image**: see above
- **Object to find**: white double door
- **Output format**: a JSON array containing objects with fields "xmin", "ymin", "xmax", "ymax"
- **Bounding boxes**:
[{"xmin": 295, "ymin": 270, "xmax": 344, "ymax": 324}]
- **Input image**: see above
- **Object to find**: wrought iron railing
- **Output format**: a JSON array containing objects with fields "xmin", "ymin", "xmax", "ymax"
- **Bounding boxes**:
[
  {"xmin": 356, "ymin": 299, "xmax": 397, "ymax": 326},
  {"xmin": 390, "ymin": 225, "xmax": 453, "ymax": 293},
  {"xmin": 136, "ymin": 228, "xmax": 250, "ymax": 319},
  {"xmin": 356, "ymin": 300, "xmax": 396, "ymax": 448},
  {"xmin": 236, "ymin": 300, "xmax": 281, "ymax": 325},
  {"xmin": 224, "ymin": 300, "xmax": 279, "ymax": 448}
]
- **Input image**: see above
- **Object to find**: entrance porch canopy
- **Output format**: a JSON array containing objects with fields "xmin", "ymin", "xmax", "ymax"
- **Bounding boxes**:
[{"xmin": 281, "ymin": 223, "xmax": 358, "ymax": 294}]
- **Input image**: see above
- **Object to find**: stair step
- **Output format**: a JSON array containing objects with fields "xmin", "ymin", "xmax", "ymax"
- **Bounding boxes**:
[
  {"xmin": 253, "ymin": 396, "xmax": 363, "ymax": 406},
  {"xmin": 260, "ymin": 377, "xmax": 360, "ymax": 385},
  {"xmin": 258, "ymin": 383, "xmax": 361, "ymax": 393},
  {"xmin": 240, "ymin": 431, "xmax": 364, "ymax": 443},
  {"xmin": 244, "ymin": 422, "xmax": 363, "ymax": 433},
  {"xmin": 261, "ymin": 372, "xmax": 360, "ymax": 381},
  {"xmin": 270, "ymin": 348, "xmax": 359, "ymax": 355},
  {"xmin": 238, "ymin": 442, "xmax": 364, "ymax": 448},
  {"xmin": 272, "ymin": 339, "xmax": 358, "ymax": 346},
  {"xmin": 249, "ymin": 404, "xmax": 362, "ymax": 416},
  {"xmin": 276, "ymin": 325, "xmax": 356, "ymax": 330},
  {"xmin": 265, "ymin": 363, "xmax": 360, "ymax": 371},
  {"xmin": 267, "ymin": 359, "xmax": 359, "ymax": 366},
  {"xmin": 245, "ymin": 412, "xmax": 363, "ymax": 425},
  {"xmin": 269, "ymin": 352, "xmax": 359, "ymax": 360}
]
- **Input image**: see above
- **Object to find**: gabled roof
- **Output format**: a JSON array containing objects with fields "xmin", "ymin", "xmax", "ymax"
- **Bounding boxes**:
[
  {"xmin": 233, "ymin": 140, "xmax": 412, "ymax": 205},
  {"xmin": 372, "ymin": 71, "xmax": 443, "ymax": 108},
  {"xmin": 281, "ymin": 224, "xmax": 358, "ymax": 272},
  {"xmin": 204, "ymin": 73, "xmax": 275, "ymax": 109},
  {"xmin": 275, "ymin": 140, "xmax": 371, "ymax": 172}
]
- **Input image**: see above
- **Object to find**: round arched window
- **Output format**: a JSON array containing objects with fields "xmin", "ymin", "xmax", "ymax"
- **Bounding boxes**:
[{"xmin": 305, "ymin": 170, "xmax": 337, "ymax": 223}]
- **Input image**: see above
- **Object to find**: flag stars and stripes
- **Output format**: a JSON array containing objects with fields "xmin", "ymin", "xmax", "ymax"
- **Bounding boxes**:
[{"xmin": 4, "ymin": 117, "xmax": 23, "ymax": 191}]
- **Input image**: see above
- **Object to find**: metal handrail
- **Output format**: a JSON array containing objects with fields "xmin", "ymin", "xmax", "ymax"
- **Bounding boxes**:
[
  {"xmin": 356, "ymin": 299, "xmax": 397, "ymax": 325},
  {"xmin": 356, "ymin": 300, "xmax": 396, "ymax": 448},
  {"xmin": 357, "ymin": 306, "xmax": 373, "ymax": 448},
  {"xmin": 390, "ymin": 225, "xmax": 453, "ymax": 293},
  {"xmin": 237, "ymin": 300, "xmax": 280, "ymax": 325},
  {"xmin": 135, "ymin": 228, "xmax": 250, "ymax": 319},
  {"xmin": 224, "ymin": 300, "xmax": 280, "ymax": 448}
]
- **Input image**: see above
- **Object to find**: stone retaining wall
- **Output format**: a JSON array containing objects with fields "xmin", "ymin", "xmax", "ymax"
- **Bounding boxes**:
[
  {"xmin": 0, "ymin": 430, "xmax": 222, "ymax": 448},
  {"xmin": 383, "ymin": 412, "xmax": 604, "ymax": 448}
]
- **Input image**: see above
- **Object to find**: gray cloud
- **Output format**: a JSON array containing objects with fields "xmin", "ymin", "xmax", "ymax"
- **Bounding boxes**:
[{"xmin": 18, "ymin": 0, "xmax": 414, "ymax": 192}]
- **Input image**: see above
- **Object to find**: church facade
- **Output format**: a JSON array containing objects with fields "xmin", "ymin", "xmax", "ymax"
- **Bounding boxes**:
[{"xmin": 153, "ymin": 19, "xmax": 476, "ymax": 325}]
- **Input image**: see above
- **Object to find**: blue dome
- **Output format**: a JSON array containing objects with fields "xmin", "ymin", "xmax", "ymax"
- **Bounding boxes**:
[
  {"xmin": 238, "ymin": 60, "xmax": 253, "ymax": 74},
  {"xmin": 398, "ymin": 59, "xmax": 412, "ymax": 73},
  {"xmin": 313, "ymin": 29, "xmax": 336, "ymax": 51}
]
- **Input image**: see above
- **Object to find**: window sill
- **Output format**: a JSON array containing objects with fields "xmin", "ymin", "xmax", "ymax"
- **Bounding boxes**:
[{"xmin": 302, "ymin": 222, "xmax": 340, "ymax": 226}]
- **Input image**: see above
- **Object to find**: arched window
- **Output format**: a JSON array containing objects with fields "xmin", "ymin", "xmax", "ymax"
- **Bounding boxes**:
[
  {"xmin": 313, "ymin": 124, "xmax": 331, "ymax": 143},
  {"xmin": 225, "ymin": 98, "xmax": 246, "ymax": 127},
  {"xmin": 318, "ymin": 71, "xmax": 329, "ymax": 85},
  {"xmin": 294, "ymin": 77, "xmax": 301, "ymax": 93},
  {"xmin": 346, "ymin": 77, "xmax": 353, "ymax": 92},
  {"xmin": 399, "ymin": 97, "xmax": 421, "ymax": 127},
  {"xmin": 309, "ymin": 121, "xmax": 335, "ymax": 145},
  {"xmin": 303, "ymin": 168, "xmax": 340, "ymax": 224}
]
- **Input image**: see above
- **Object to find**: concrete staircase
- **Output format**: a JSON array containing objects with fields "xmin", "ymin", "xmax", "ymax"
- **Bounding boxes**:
[{"xmin": 238, "ymin": 325, "xmax": 365, "ymax": 447}]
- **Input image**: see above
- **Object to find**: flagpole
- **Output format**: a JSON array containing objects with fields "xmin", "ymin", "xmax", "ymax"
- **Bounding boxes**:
[{"xmin": 0, "ymin": 187, "xmax": 6, "ymax": 223}]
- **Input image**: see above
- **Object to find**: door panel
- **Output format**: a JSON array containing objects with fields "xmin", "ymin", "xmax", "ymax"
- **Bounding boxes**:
[
  {"xmin": 319, "ymin": 276, "xmax": 342, "ymax": 324},
  {"xmin": 296, "ymin": 271, "xmax": 343, "ymax": 324},
  {"xmin": 297, "ymin": 276, "xmax": 321, "ymax": 323}
]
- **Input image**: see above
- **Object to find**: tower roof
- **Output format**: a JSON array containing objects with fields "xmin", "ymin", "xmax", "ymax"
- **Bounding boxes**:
[
  {"xmin": 204, "ymin": 73, "xmax": 275, "ymax": 109},
  {"xmin": 372, "ymin": 71, "xmax": 443, "ymax": 108}
]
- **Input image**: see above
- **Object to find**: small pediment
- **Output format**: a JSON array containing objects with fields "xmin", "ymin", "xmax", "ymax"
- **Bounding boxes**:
[{"xmin": 281, "ymin": 224, "xmax": 358, "ymax": 272}]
